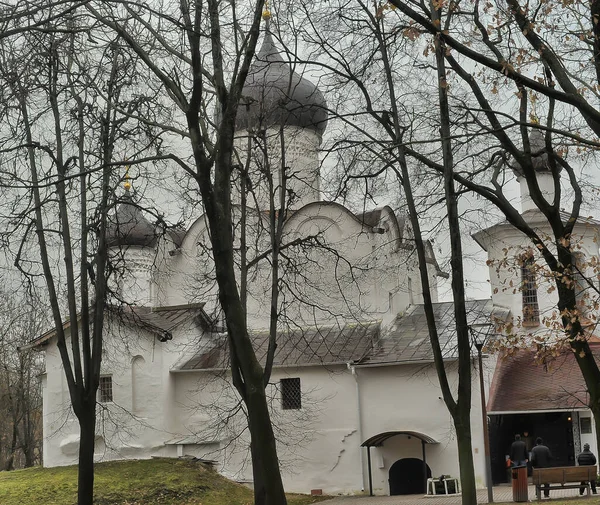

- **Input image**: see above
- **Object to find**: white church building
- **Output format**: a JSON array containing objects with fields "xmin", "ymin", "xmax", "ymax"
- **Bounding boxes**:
[{"xmin": 31, "ymin": 22, "xmax": 600, "ymax": 496}]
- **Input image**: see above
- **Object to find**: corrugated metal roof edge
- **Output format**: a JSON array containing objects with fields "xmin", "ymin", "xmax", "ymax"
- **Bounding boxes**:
[
  {"xmin": 171, "ymin": 360, "xmax": 356, "ymax": 373},
  {"xmin": 21, "ymin": 315, "xmax": 82, "ymax": 350},
  {"xmin": 152, "ymin": 302, "xmax": 206, "ymax": 313},
  {"xmin": 355, "ymin": 356, "xmax": 462, "ymax": 368},
  {"xmin": 171, "ymin": 353, "xmax": 476, "ymax": 373},
  {"xmin": 488, "ymin": 408, "xmax": 589, "ymax": 415}
]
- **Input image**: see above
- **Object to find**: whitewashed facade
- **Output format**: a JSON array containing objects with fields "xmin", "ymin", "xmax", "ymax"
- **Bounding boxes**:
[{"xmin": 34, "ymin": 24, "xmax": 599, "ymax": 496}]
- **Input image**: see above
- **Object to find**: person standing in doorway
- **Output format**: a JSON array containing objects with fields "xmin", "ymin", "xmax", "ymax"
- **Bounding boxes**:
[
  {"xmin": 577, "ymin": 443, "xmax": 598, "ymax": 495},
  {"xmin": 531, "ymin": 437, "xmax": 553, "ymax": 498},
  {"xmin": 510, "ymin": 434, "xmax": 528, "ymax": 467}
]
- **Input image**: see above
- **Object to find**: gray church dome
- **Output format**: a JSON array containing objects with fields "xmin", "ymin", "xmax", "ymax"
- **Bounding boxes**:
[
  {"xmin": 236, "ymin": 28, "xmax": 328, "ymax": 136},
  {"xmin": 513, "ymin": 128, "xmax": 561, "ymax": 177},
  {"xmin": 107, "ymin": 192, "xmax": 158, "ymax": 248}
]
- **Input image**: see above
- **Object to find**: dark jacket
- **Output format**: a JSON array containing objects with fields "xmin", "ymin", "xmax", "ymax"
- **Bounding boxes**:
[
  {"xmin": 510, "ymin": 440, "xmax": 528, "ymax": 462},
  {"xmin": 531, "ymin": 444, "xmax": 553, "ymax": 468},
  {"xmin": 578, "ymin": 449, "xmax": 597, "ymax": 466}
]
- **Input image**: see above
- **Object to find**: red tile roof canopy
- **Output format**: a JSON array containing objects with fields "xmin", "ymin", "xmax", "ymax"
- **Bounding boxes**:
[{"xmin": 487, "ymin": 343, "xmax": 600, "ymax": 413}]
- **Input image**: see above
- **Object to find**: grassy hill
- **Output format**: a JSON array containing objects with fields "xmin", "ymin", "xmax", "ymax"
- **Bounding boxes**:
[{"xmin": 0, "ymin": 458, "xmax": 331, "ymax": 505}]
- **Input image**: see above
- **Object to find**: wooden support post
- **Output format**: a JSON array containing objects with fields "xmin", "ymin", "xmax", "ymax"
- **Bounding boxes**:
[
  {"xmin": 422, "ymin": 439, "xmax": 427, "ymax": 494},
  {"xmin": 367, "ymin": 446, "xmax": 373, "ymax": 496}
]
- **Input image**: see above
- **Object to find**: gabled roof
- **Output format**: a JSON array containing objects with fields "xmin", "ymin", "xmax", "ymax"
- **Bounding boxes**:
[
  {"xmin": 358, "ymin": 299, "xmax": 509, "ymax": 365},
  {"xmin": 108, "ymin": 303, "xmax": 209, "ymax": 341},
  {"xmin": 176, "ymin": 321, "xmax": 380, "ymax": 371},
  {"xmin": 26, "ymin": 303, "xmax": 209, "ymax": 349},
  {"xmin": 175, "ymin": 299, "xmax": 508, "ymax": 371},
  {"xmin": 487, "ymin": 343, "xmax": 600, "ymax": 413},
  {"xmin": 22, "ymin": 315, "xmax": 83, "ymax": 350}
]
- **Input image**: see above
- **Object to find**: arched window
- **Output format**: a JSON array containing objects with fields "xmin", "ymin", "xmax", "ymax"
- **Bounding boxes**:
[
  {"xmin": 573, "ymin": 252, "xmax": 587, "ymax": 309},
  {"xmin": 131, "ymin": 355, "xmax": 146, "ymax": 415},
  {"xmin": 521, "ymin": 253, "xmax": 539, "ymax": 325}
]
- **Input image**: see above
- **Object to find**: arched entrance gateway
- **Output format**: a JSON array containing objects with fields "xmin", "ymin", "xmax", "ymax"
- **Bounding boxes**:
[
  {"xmin": 361, "ymin": 431, "xmax": 438, "ymax": 496},
  {"xmin": 388, "ymin": 457, "xmax": 432, "ymax": 495}
]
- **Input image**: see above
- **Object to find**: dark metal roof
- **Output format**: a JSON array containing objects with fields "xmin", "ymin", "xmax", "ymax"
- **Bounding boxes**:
[
  {"xmin": 177, "ymin": 321, "xmax": 380, "ymax": 370},
  {"xmin": 362, "ymin": 431, "xmax": 439, "ymax": 447},
  {"xmin": 176, "ymin": 300, "xmax": 508, "ymax": 371},
  {"xmin": 112, "ymin": 303, "xmax": 209, "ymax": 340},
  {"xmin": 21, "ymin": 316, "xmax": 80, "ymax": 350},
  {"xmin": 236, "ymin": 28, "xmax": 328, "ymax": 136},
  {"xmin": 166, "ymin": 228, "xmax": 186, "ymax": 248},
  {"xmin": 359, "ymin": 299, "xmax": 510, "ymax": 365},
  {"xmin": 356, "ymin": 208, "xmax": 383, "ymax": 228},
  {"xmin": 26, "ymin": 303, "xmax": 209, "ymax": 349},
  {"xmin": 107, "ymin": 193, "xmax": 158, "ymax": 248},
  {"xmin": 513, "ymin": 129, "xmax": 561, "ymax": 177}
]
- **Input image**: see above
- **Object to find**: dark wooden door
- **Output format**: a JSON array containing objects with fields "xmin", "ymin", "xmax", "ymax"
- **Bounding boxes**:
[{"xmin": 389, "ymin": 458, "xmax": 431, "ymax": 495}]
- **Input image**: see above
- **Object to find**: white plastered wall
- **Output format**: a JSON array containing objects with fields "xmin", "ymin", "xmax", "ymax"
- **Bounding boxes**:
[
  {"xmin": 41, "ymin": 315, "xmax": 206, "ymax": 467},
  {"xmin": 232, "ymin": 126, "xmax": 321, "ymax": 212},
  {"xmin": 169, "ymin": 359, "xmax": 488, "ymax": 495},
  {"xmin": 356, "ymin": 362, "xmax": 487, "ymax": 494},
  {"xmin": 42, "ymin": 316, "xmax": 490, "ymax": 496},
  {"xmin": 480, "ymin": 219, "xmax": 600, "ymax": 336},
  {"xmin": 162, "ymin": 203, "xmax": 419, "ymax": 330}
]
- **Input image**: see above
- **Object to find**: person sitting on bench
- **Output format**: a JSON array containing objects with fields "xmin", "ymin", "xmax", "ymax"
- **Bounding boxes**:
[{"xmin": 577, "ymin": 444, "xmax": 598, "ymax": 495}]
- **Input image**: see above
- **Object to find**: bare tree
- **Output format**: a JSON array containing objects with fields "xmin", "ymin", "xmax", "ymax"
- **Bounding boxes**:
[
  {"xmin": 376, "ymin": 0, "xmax": 600, "ymax": 456},
  {"xmin": 288, "ymin": 2, "xmax": 484, "ymax": 501},
  {"xmin": 0, "ymin": 287, "xmax": 44, "ymax": 470},
  {"xmin": 0, "ymin": 17, "xmax": 162, "ymax": 504},
  {"xmin": 0, "ymin": 0, "xmax": 86, "ymax": 40},
  {"xmin": 84, "ymin": 2, "xmax": 294, "ymax": 503}
]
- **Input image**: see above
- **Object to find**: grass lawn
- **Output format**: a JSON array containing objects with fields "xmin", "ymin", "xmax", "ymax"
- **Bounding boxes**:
[{"xmin": 0, "ymin": 458, "xmax": 331, "ymax": 505}]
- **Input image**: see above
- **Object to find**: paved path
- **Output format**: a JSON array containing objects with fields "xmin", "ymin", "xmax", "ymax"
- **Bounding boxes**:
[{"xmin": 326, "ymin": 484, "xmax": 587, "ymax": 504}]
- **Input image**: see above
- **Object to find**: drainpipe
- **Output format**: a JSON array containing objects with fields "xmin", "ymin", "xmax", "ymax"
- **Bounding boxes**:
[{"xmin": 348, "ymin": 362, "xmax": 365, "ymax": 492}]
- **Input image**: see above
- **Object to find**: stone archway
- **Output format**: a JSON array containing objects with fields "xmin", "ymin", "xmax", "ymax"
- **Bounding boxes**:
[
  {"xmin": 361, "ymin": 430, "xmax": 439, "ymax": 496},
  {"xmin": 389, "ymin": 457, "xmax": 432, "ymax": 495}
]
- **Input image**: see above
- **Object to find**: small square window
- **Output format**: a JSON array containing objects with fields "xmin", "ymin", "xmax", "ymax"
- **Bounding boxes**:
[
  {"xmin": 99, "ymin": 376, "xmax": 113, "ymax": 403},
  {"xmin": 281, "ymin": 378, "xmax": 301, "ymax": 410},
  {"xmin": 581, "ymin": 417, "xmax": 592, "ymax": 434}
]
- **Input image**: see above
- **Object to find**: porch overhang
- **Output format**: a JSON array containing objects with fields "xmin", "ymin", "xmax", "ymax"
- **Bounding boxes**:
[
  {"xmin": 361, "ymin": 430, "xmax": 438, "ymax": 447},
  {"xmin": 361, "ymin": 431, "xmax": 438, "ymax": 496}
]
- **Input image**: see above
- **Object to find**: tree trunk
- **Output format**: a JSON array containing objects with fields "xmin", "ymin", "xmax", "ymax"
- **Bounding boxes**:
[
  {"xmin": 570, "ymin": 336, "xmax": 600, "ymax": 456},
  {"xmin": 246, "ymin": 382, "xmax": 287, "ymax": 505},
  {"xmin": 5, "ymin": 420, "xmax": 18, "ymax": 471},
  {"xmin": 21, "ymin": 411, "xmax": 35, "ymax": 468},
  {"xmin": 23, "ymin": 443, "xmax": 34, "ymax": 468},
  {"xmin": 454, "ymin": 413, "xmax": 477, "ymax": 505},
  {"xmin": 592, "ymin": 403, "xmax": 600, "ymax": 463},
  {"xmin": 77, "ymin": 407, "xmax": 96, "ymax": 505},
  {"xmin": 554, "ymin": 251, "xmax": 600, "ymax": 456}
]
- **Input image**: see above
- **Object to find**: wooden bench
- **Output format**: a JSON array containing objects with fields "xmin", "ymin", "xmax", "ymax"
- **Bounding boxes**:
[{"xmin": 532, "ymin": 465, "xmax": 597, "ymax": 501}]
